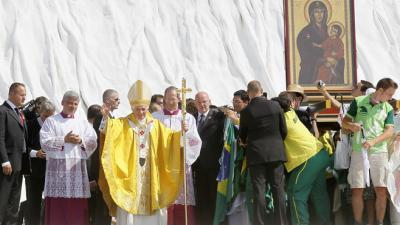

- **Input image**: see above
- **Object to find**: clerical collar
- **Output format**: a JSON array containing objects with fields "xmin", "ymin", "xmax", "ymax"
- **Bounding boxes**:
[
  {"xmin": 60, "ymin": 112, "xmax": 74, "ymax": 119},
  {"xmin": 163, "ymin": 108, "xmax": 180, "ymax": 116}
]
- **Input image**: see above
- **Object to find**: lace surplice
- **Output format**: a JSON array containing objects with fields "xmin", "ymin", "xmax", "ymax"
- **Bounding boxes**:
[
  {"xmin": 151, "ymin": 111, "xmax": 202, "ymax": 206},
  {"xmin": 40, "ymin": 114, "xmax": 97, "ymax": 198}
]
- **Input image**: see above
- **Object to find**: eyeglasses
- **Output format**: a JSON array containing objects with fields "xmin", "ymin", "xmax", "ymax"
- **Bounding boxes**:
[{"xmin": 232, "ymin": 100, "xmax": 244, "ymax": 104}]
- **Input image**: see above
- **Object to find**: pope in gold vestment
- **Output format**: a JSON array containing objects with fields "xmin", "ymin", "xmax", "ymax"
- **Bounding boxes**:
[{"xmin": 98, "ymin": 80, "xmax": 184, "ymax": 225}]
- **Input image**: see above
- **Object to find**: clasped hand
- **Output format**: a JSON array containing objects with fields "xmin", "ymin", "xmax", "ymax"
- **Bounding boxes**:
[
  {"xmin": 36, "ymin": 149, "xmax": 46, "ymax": 159},
  {"xmin": 64, "ymin": 131, "xmax": 82, "ymax": 144}
]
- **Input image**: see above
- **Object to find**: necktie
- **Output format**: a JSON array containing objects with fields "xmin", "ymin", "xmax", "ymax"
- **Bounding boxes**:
[
  {"xmin": 198, "ymin": 114, "xmax": 205, "ymax": 131},
  {"xmin": 15, "ymin": 108, "xmax": 24, "ymax": 125}
]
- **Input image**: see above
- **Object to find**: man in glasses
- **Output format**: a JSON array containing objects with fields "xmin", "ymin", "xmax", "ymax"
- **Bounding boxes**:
[
  {"xmin": 102, "ymin": 89, "xmax": 120, "ymax": 119},
  {"xmin": 88, "ymin": 89, "xmax": 120, "ymax": 225},
  {"xmin": 223, "ymin": 90, "xmax": 250, "ymax": 126}
]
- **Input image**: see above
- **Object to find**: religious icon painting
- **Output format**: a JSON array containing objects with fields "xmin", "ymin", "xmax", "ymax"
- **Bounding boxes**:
[{"xmin": 284, "ymin": 0, "xmax": 357, "ymax": 93}]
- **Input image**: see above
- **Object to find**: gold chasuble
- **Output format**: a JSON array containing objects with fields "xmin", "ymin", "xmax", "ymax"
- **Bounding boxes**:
[{"xmin": 99, "ymin": 112, "xmax": 183, "ymax": 216}]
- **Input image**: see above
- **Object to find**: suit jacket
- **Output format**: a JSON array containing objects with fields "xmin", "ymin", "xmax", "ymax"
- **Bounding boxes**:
[
  {"xmin": 88, "ymin": 114, "xmax": 103, "ymax": 182},
  {"xmin": 0, "ymin": 101, "xmax": 28, "ymax": 172},
  {"xmin": 26, "ymin": 118, "xmax": 46, "ymax": 178},
  {"xmin": 239, "ymin": 97, "xmax": 287, "ymax": 166},
  {"xmin": 193, "ymin": 108, "xmax": 225, "ymax": 170}
]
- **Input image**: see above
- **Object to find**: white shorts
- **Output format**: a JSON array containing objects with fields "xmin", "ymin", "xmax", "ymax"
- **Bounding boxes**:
[{"xmin": 348, "ymin": 151, "xmax": 388, "ymax": 188}]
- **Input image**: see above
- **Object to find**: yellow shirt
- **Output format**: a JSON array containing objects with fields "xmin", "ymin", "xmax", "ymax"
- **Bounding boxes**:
[
  {"xmin": 284, "ymin": 109, "xmax": 323, "ymax": 172},
  {"xmin": 98, "ymin": 113, "xmax": 183, "ymax": 216},
  {"xmin": 319, "ymin": 131, "xmax": 334, "ymax": 156}
]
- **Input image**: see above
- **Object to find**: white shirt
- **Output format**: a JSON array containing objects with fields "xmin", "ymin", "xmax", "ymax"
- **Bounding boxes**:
[
  {"xmin": 197, "ymin": 109, "xmax": 210, "ymax": 127},
  {"xmin": 6, "ymin": 100, "xmax": 18, "ymax": 113}
]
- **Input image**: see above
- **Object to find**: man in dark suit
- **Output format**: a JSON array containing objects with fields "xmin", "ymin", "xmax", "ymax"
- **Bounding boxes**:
[
  {"xmin": 239, "ymin": 80, "xmax": 288, "ymax": 225},
  {"xmin": 87, "ymin": 89, "xmax": 120, "ymax": 225},
  {"xmin": 0, "ymin": 82, "xmax": 28, "ymax": 225},
  {"xmin": 192, "ymin": 91, "xmax": 225, "ymax": 225},
  {"xmin": 25, "ymin": 100, "xmax": 55, "ymax": 225}
]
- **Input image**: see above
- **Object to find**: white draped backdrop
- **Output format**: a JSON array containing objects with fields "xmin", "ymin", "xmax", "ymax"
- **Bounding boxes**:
[{"xmin": 0, "ymin": 0, "xmax": 399, "ymax": 117}]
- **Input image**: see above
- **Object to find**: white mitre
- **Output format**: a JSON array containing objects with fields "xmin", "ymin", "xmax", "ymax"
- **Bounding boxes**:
[{"xmin": 128, "ymin": 80, "xmax": 152, "ymax": 108}]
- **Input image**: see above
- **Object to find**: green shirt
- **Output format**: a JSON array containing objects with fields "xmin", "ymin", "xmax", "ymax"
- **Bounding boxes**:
[{"xmin": 346, "ymin": 94, "xmax": 394, "ymax": 153}]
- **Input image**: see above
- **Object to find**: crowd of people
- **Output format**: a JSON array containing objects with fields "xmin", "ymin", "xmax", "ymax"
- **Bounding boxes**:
[{"xmin": 0, "ymin": 77, "xmax": 399, "ymax": 225}]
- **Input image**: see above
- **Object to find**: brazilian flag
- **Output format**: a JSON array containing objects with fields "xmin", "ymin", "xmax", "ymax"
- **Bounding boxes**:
[{"xmin": 213, "ymin": 119, "xmax": 253, "ymax": 225}]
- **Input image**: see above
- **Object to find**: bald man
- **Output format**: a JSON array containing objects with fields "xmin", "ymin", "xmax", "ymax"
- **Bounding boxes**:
[
  {"xmin": 192, "ymin": 92, "xmax": 225, "ymax": 225},
  {"xmin": 239, "ymin": 81, "xmax": 288, "ymax": 225}
]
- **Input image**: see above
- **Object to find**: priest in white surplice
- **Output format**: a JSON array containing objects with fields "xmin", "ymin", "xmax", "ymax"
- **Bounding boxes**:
[
  {"xmin": 152, "ymin": 86, "xmax": 202, "ymax": 225},
  {"xmin": 40, "ymin": 91, "xmax": 97, "ymax": 225},
  {"xmin": 99, "ymin": 80, "xmax": 187, "ymax": 225}
]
